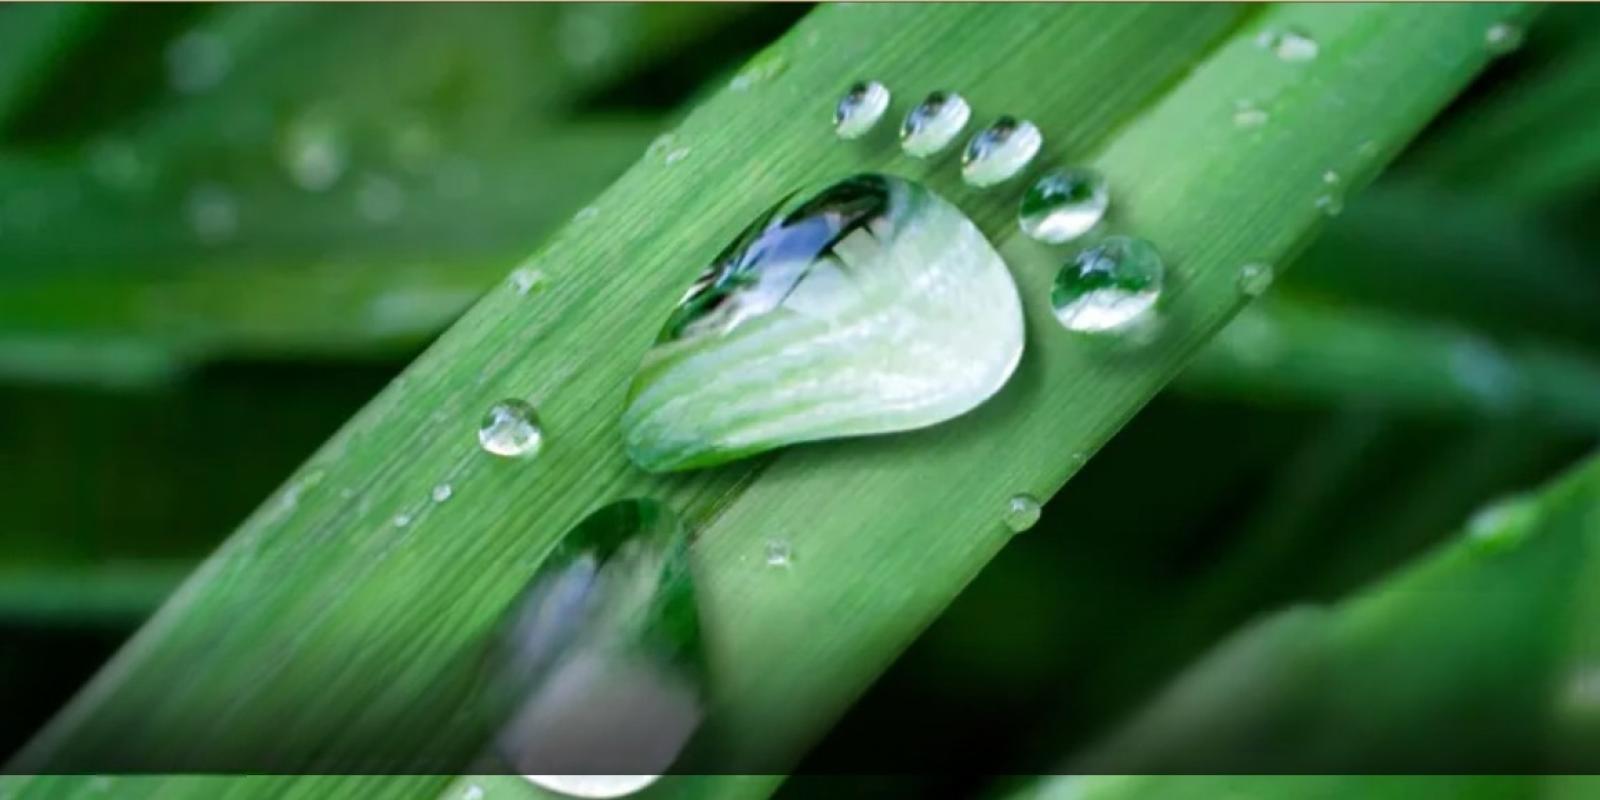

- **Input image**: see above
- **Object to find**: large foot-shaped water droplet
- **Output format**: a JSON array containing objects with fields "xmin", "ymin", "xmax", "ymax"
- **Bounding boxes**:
[
  {"xmin": 622, "ymin": 174, "xmax": 1024, "ymax": 472},
  {"xmin": 484, "ymin": 499, "xmax": 704, "ymax": 787}
]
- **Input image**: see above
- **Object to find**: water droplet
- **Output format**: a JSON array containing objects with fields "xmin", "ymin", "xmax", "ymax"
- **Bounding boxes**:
[
  {"xmin": 185, "ymin": 182, "xmax": 240, "ymax": 244},
  {"xmin": 432, "ymin": 483, "xmax": 454, "ymax": 503},
  {"xmin": 165, "ymin": 31, "xmax": 231, "ymax": 94},
  {"xmin": 900, "ymin": 91, "xmax": 970, "ymax": 157},
  {"xmin": 356, "ymin": 174, "xmax": 405, "ymax": 223},
  {"xmin": 393, "ymin": 512, "xmax": 414, "ymax": 528},
  {"xmin": 1485, "ymin": 22, "xmax": 1523, "ymax": 55},
  {"xmin": 1051, "ymin": 236, "xmax": 1164, "ymax": 334},
  {"xmin": 1464, "ymin": 494, "xmax": 1537, "ymax": 553},
  {"xmin": 1314, "ymin": 193, "xmax": 1343, "ymax": 217},
  {"xmin": 962, "ymin": 117, "xmax": 1042, "ymax": 187},
  {"xmin": 574, "ymin": 205, "xmax": 600, "ymax": 223},
  {"xmin": 622, "ymin": 174, "xmax": 1024, "ymax": 472},
  {"xmin": 1232, "ymin": 100, "xmax": 1269, "ymax": 129},
  {"xmin": 1256, "ymin": 27, "xmax": 1318, "ymax": 62},
  {"xmin": 764, "ymin": 539, "xmax": 793, "ymax": 568},
  {"xmin": 834, "ymin": 81, "xmax": 890, "ymax": 140},
  {"xmin": 479, "ymin": 400, "xmax": 544, "ymax": 458},
  {"xmin": 557, "ymin": 4, "xmax": 623, "ymax": 70},
  {"xmin": 281, "ymin": 116, "xmax": 348, "ymax": 192},
  {"xmin": 1004, "ymin": 494, "xmax": 1042, "ymax": 532},
  {"xmin": 664, "ymin": 147, "xmax": 690, "ymax": 166},
  {"xmin": 1237, "ymin": 263, "xmax": 1274, "ymax": 297},
  {"xmin": 1564, "ymin": 666, "xmax": 1600, "ymax": 715},
  {"xmin": 487, "ymin": 499, "xmax": 702, "ymax": 787},
  {"xmin": 1218, "ymin": 309, "xmax": 1285, "ymax": 368},
  {"xmin": 1019, "ymin": 168, "xmax": 1109, "ymax": 244},
  {"xmin": 524, "ymin": 777, "xmax": 660, "ymax": 800},
  {"xmin": 509, "ymin": 267, "xmax": 547, "ymax": 296},
  {"xmin": 729, "ymin": 49, "xmax": 787, "ymax": 91},
  {"xmin": 1322, "ymin": 170, "xmax": 1341, "ymax": 185},
  {"xmin": 1357, "ymin": 139, "xmax": 1381, "ymax": 160},
  {"xmin": 462, "ymin": 784, "xmax": 485, "ymax": 800}
]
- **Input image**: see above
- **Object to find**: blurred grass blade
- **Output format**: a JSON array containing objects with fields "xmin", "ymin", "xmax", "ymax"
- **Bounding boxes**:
[
  {"xmin": 1181, "ymin": 296, "xmax": 1600, "ymax": 431},
  {"xmin": 0, "ymin": 563, "xmax": 192, "ymax": 628},
  {"xmin": 0, "ymin": 3, "xmax": 105, "ymax": 132},
  {"xmin": 9, "ymin": 2, "xmax": 1530, "ymax": 791},
  {"xmin": 1073, "ymin": 451, "xmax": 1600, "ymax": 773}
]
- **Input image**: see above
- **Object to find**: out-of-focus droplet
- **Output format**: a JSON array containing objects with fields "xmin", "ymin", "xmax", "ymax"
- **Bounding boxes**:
[
  {"xmin": 487, "ymin": 499, "xmax": 703, "ymax": 791},
  {"xmin": 166, "ymin": 31, "xmax": 232, "ymax": 94},
  {"xmin": 1485, "ymin": 22, "xmax": 1524, "ymax": 55},
  {"xmin": 185, "ymin": 182, "xmax": 240, "ymax": 244}
]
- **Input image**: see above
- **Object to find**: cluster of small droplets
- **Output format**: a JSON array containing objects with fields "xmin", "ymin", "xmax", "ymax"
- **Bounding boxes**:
[{"xmin": 829, "ymin": 83, "xmax": 1040, "ymax": 186}]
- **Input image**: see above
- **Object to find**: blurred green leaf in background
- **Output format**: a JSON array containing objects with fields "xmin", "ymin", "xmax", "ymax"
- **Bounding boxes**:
[{"xmin": 2, "ymin": 2, "xmax": 1600, "ymax": 798}]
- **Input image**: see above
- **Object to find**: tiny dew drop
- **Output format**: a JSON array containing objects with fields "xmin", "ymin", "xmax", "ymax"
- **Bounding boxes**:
[
  {"xmin": 574, "ymin": 205, "xmax": 600, "ymax": 223},
  {"xmin": 962, "ymin": 116, "xmax": 1042, "ymax": 187},
  {"xmin": 432, "ymin": 483, "xmax": 454, "ymax": 503},
  {"xmin": 1256, "ymin": 27, "xmax": 1318, "ymax": 62},
  {"xmin": 1232, "ymin": 100, "xmax": 1269, "ymax": 129},
  {"xmin": 1051, "ymin": 236, "xmax": 1164, "ymax": 334},
  {"xmin": 509, "ymin": 267, "xmax": 546, "ymax": 296},
  {"xmin": 1004, "ymin": 494, "xmax": 1042, "ymax": 533},
  {"xmin": 665, "ymin": 147, "xmax": 690, "ymax": 166},
  {"xmin": 1485, "ymin": 22, "xmax": 1524, "ymax": 55},
  {"xmin": 1322, "ymin": 170, "xmax": 1341, "ymax": 185},
  {"xmin": 764, "ymin": 539, "xmax": 793, "ymax": 568},
  {"xmin": 479, "ymin": 400, "xmax": 544, "ymax": 458},
  {"xmin": 900, "ymin": 91, "xmax": 971, "ymax": 157},
  {"xmin": 1314, "ymin": 193, "xmax": 1344, "ymax": 217},
  {"xmin": 281, "ymin": 116, "xmax": 348, "ymax": 192},
  {"xmin": 1019, "ymin": 168, "xmax": 1109, "ymax": 244},
  {"xmin": 393, "ymin": 512, "xmax": 414, "ymax": 528},
  {"xmin": 1237, "ymin": 263, "xmax": 1274, "ymax": 297},
  {"xmin": 834, "ymin": 81, "xmax": 891, "ymax": 140}
]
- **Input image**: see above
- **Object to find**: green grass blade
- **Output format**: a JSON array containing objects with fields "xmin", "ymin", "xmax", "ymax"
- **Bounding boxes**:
[
  {"xmin": 1181, "ymin": 295, "xmax": 1600, "ymax": 431},
  {"xmin": 0, "ymin": 3, "xmax": 104, "ymax": 132},
  {"xmin": 1072, "ymin": 450, "xmax": 1600, "ymax": 773},
  {"xmin": 9, "ymin": 3, "xmax": 1529, "ymax": 791}
]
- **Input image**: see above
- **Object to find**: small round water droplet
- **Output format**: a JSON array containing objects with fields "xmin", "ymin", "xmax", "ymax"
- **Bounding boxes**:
[
  {"xmin": 356, "ymin": 174, "xmax": 405, "ymax": 223},
  {"xmin": 764, "ymin": 539, "xmax": 793, "ymax": 568},
  {"xmin": 185, "ymin": 182, "xmax": 240, "ymax": 244},
  {"xmin": 900, "ymin": 91, "xmax": 971, "ymax": 157},
  {"xmin": 479, "ymin": 400, "xmax": 544, "ymax": 458},
  {"xmin": 1485, "ymin": 22, "xmax": 1523, "ymax": 55},
  {"xmin": 1232, "ymin": 100, "xmax": 1269, "ymax": 129},
  {"xmin": 1004, "ymin": 494, "xmax": 1042, "ymax": 532},
  {"xmin": 962, "ymin": 116, "xmax": 1042, "ymax": 187},
  {"xmin": 1314, "ymin": 193, "xmax": 1343, "ymax": 217},
  {"xmin": 525, "ymin": 776, "xmax": 660, "ymax": 799},
  {"xmin": 1256, "ymin": 27, "xmax": 1318, "ymax": 62},
  {"xmin": 1019, "ymin": 168, "xmax": 1109, "ymax": 244},
  {"xmin": 664, "ymin": 147, "xmax": 690, "ymax": 165},
  {"xmin": 729, "ymin": 50, "xmax": 787, "ymax": 91},
  {"xmin": 393, "ymin": 512, "xmax": 414, "ymax": 528},
  {"xmin": 1322, "ymin": 170, "xmax": 1341, "ymax": 185},
  {"xmin": 462, "ymin": 784, "xmax": 485, "ymax": 800},
  {"xmin": 1051, "ymin": 236, "xmax": 1164, "ymax": 334},
  {"xmin": 1237, "ymin": 263, "xmax": 1274, "ymax": 297},
  {"xmin": 432, "ymin": 483, "xmax": 454, "ymax": 503},
  {"xmin": 166, "ymin": 31, "xmax": 231, "ymax": 94},
  {"xmin": 834, "ymin": 80, "xmax": 890, "ymax": 140},
  {"xmin": 510, "ymin": 267, "xmax": 547, "ymax": 296}
]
